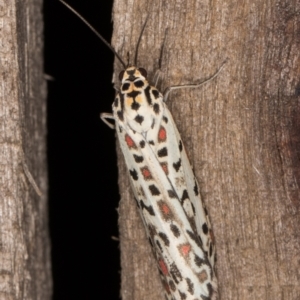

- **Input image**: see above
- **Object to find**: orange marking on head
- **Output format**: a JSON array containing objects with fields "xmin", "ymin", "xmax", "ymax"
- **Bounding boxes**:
[
  {"xmin": 126, "ymin": 97, "xmax": 133, "ymax": 107},
  {"xmin": 136, "ymin": 94, "xmax": 143, "ymax": 103},
  {"xmin": 125, "ymin": 134, "xmax": 136, "ymax": 148},
  {"xmin": 159, "ymin": 259, "xmax": 169, "ymax": 275},
  {"xmin": 179, "ymin": 244, "xmax": 191, "ymax": 256},
  {"xmin": 158, "ymin": 126, "xmax": 167, "ymax": 142}
]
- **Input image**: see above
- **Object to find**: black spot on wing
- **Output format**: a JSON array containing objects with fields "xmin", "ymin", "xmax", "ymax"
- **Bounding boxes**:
[
  {"xmin": 209, "ymin": 243, "xmax": 213, "ymax": 257},
  {"xmin": 170, "ymin": 263, "xmax": 182, "ymax": 284},
  {"xmin": 158, "ymin": 147, "xmax": 168, "ymax": 157},
  {"xmin": 148, "ymin": 224, "xmax": 157, "ymax": 239},
  {"xmin": 151, "ymin": 119, "xmax": 155, "ymax": 129},
  {"xmin": 194, "ymin": 180, "xmax": 199, "ymax": 196},
  {"xmin": 198, "ymin": 234, "xmax": 203, "ymax": 245},
  {"xmin": 194, "ymin": 254, "xmax": 207, "ymax": 268},
  {"xmin": 179, "ymin": 140, "xmax": 183, "ymax": 152},
  {"xmin": 144, "ymin": 85, "xmax": 152, "ymax": 105},
  {"xmin": 140, "ymin": 200, "xmax": 155, "ymax": 216},
  {"xmin": 159, "ymin": 232, "xmax": 170, "ymax": 246},
  {"xmin": 181, "ymin": 190, "xmax": 189, "ymax": 202},
  {"xmin": 207, "ymin": 283, "xmax": 214, "ymax": 298},
  {"xmin": 200, "ymin": 295, "xmax": 210, "ymax": 300},
  {"xmin": 139, "ymin": 140, "xmax": 145, "ymax": 148},
  {"xmin": 169, "ymin": 280, "xmax": 176, "ymax": 292},
  {"xmin": 117, "ymin": 110, "xmax": 124, "ymax": 121},
  {"xmin": 202, "ymin": 223, "xmax": 208, "ymax": 235},
  {"xmin": 134, "ymin": 115, "xmax": 144, "ymax": 124},
  {"xmin": 131, "ymin": 101, "xmax": 140, "ymax": 110},
  {"xmin": 168, "ymin": 190, "xmax": 177, "ymax": 198},
  {"xmin": 149, "ymin": 184, "xmax": 160, "ymax": 196},
  {"xmin": 191, "ymin": 203, "xmax": 195, "ymax": 214},
  {"xmin": 129, "ymin": 169, "xmax": 138, "ymax": 181},
  {"xmin": 186, "ymin": 229, "xmax": 202, "ymax": 248},
  {"xmin": 152, "ymin": 89, "xmax": 160, "ymax": 99},
  {"xmin": 133, "ymin": 154, "xmax": 144, "ymax": 163},
  {"xmin": 156, "ymin": 240, "xmax": 163, "ymax": 252},
  {"xmin": 170, "ymin": 224, "xmax": 180, "ymax": 237},
  {"xmin": 148, "ymin": 140, "xmax": 154, "ymax": 145},
  {"xmin": 186, "ymin": 277, "xmax": 194, "ymax": 295},
  {"xmin": 173, "ymin": 159, "xmax": 181, "ymax": 172},
  {"xmin": 179, "ymin": 291, "xmax": 187, "ymax": 299},
  {"xmin": 163, "ymin": 116, "xmax": 168, "ymax": 123},
  {"xmin": 153, "ymin": 103, "xmax": 160, "ymax": 114}
]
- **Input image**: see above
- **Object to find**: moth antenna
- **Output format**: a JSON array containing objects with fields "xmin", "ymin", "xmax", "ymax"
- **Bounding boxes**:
[
  {"xmin": 134, "ymin": 14, "xmax": 150, "ymax": 66},
  {"xmin": 158, "ymin": 28, "xmax": 168, "ymax": 70},
  {"xmin": 59, "ymin": 0, "xmax": 126, "ymax": 69}
]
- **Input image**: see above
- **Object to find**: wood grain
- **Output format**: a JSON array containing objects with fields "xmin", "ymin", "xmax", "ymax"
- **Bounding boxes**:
[
  {"xmin": 0, "ymin": 0, "xmax": 51, "ymax": 298},
  {"xmin": 112, "ymin": 0, "xmax": 300, "ymax": 299}
]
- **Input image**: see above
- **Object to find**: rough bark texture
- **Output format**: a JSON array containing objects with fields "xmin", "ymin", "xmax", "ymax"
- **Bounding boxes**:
[
  {"xmin": 112, "ymin": 0, "xmax": 300, "ymax": 299},
  {"xmin": 0, "ymin": 0, "xmax": 51, "ymax": 299}
]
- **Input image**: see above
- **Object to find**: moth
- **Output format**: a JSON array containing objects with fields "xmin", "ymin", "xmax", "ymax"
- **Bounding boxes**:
[
  {"xmin": 106, "ymin": 65, "xmax": 219, "ymax": 300},
  {"xmin": 60, "ymin": 1, "xmax": 223, "ymax": 299}
]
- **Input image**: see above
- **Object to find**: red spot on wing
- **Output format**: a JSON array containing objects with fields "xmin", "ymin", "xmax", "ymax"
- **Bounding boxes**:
[
  {"xmin": 179, "ymin": 243, "xmax": 191, "ymax": 256},
  {"xmin": 159, "ymin": 259, "xmax": 169, "ymax": 275},
  {"xmin": 125, "ymin": 134, "xmax": 136, "ymax": 149},
  {"xmin": 158, "ymin": 126, "xmax": 167, "ymax": 142},
  {"xmin": 141, "ymin": 166, "xmax": 152, "ymax": 180},
  {"xmin": 158, "ymin": 201, "xmax": 174, "ymax": 220},
  {"xmin": 161, "ymin": 203, "xmax": 170, "ymax": 215},
  {"xmin": 163, "ymin": 281, "xmax": 171, "ymax": 294},
  {"xmin": 160, "ymin": 162, "xmax": 168, "ymax": 175}
]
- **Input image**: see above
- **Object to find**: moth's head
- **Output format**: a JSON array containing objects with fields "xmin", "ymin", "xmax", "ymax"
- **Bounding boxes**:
[{"xmin": 119, "ymin": 66, "xmax": 147, "ymax": 83}]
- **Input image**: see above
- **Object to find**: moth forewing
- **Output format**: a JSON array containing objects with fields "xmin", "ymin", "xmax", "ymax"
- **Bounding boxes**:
[
  {"xmin": 162, "ymin": 107, "xmax": 216, "ymax": 267},
  {"xmin": 112, "ymin": 67, "xmax": 218, "ymax": 299}
]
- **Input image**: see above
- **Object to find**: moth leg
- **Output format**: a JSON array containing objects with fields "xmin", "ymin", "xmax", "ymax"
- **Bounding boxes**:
[
  {"xmin": 163, "ymin": 60, "xmax": 227, "ymax": 102},
  {"xmin": 152, "ymin": 28, "xmax": 168, "ymax": 87},
  {"xmin": 153, "ymin": 69, "xmax": 162, "ymax": 87},
  {"xmin": 100, "ymin": 112, "xmax": 115, "ymax": 129}
]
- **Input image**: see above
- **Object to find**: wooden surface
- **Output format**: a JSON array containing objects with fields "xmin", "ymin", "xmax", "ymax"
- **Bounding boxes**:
[
  {"xmin": 0, "ymin": 0, "xmax": 51, "ymax": 299},
  {"xmin": 112, "ymin": 0, "xmax": 300, "ymax": 299}
]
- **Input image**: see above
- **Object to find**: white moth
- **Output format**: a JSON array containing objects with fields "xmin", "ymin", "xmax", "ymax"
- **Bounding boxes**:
[
  {"xmin": 60, "ymin": 2, "xmax": 224, "ymax": 299},
  {"xmin": 103, "ymin": 66, "xmax": 219, "ymax": 300}
]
